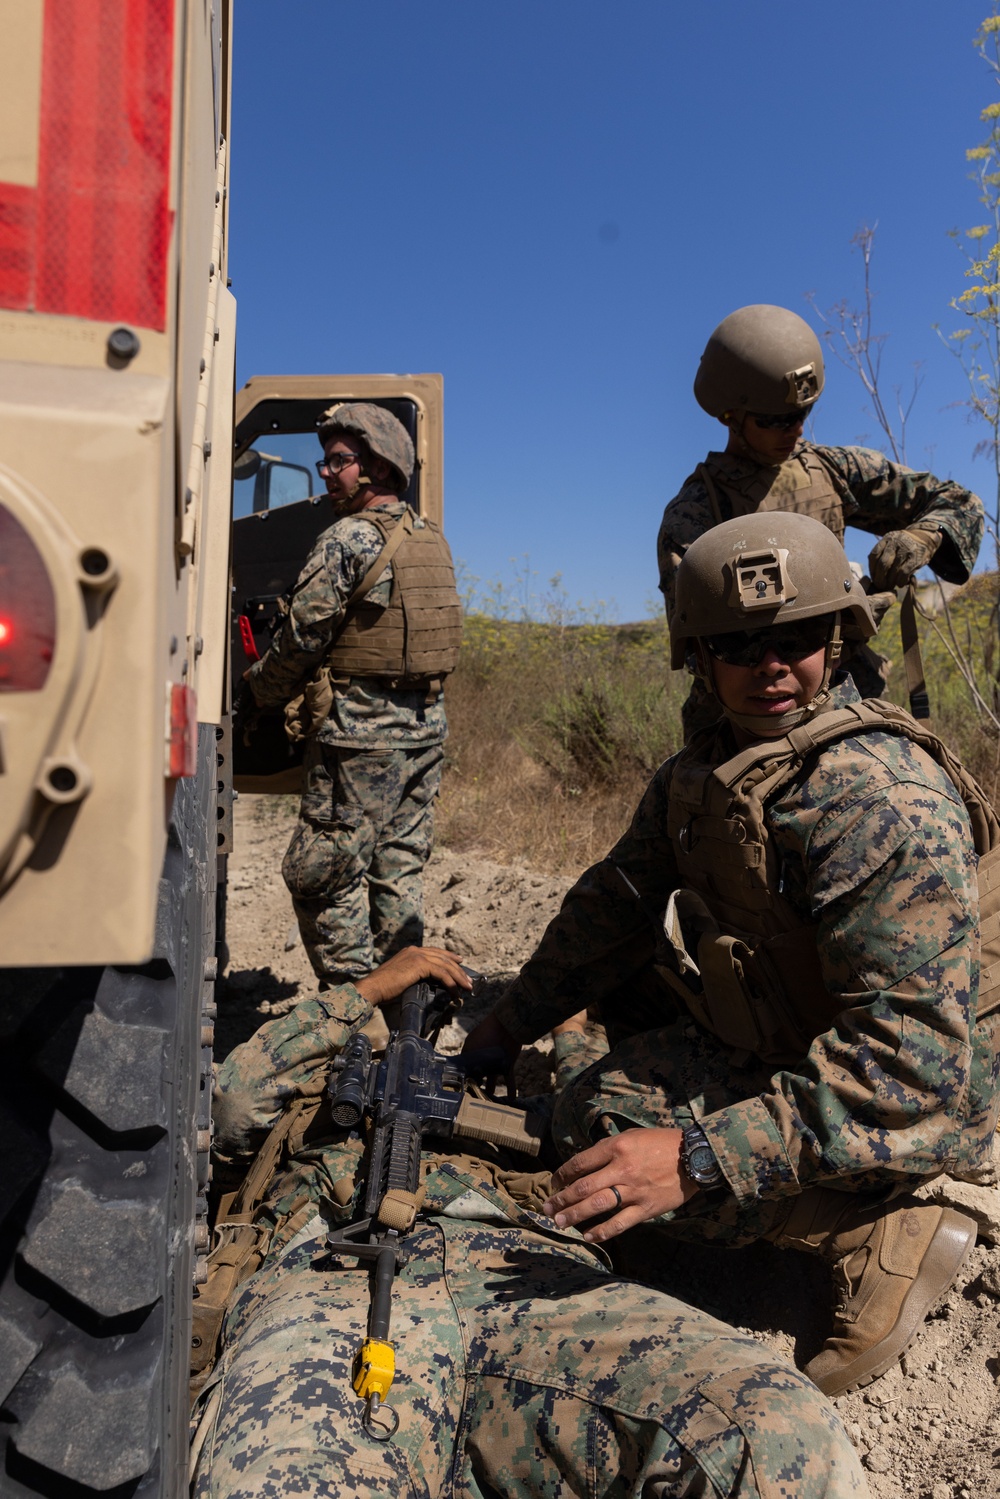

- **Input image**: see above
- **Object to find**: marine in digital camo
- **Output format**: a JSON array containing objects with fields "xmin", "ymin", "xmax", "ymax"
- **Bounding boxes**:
[
  {"xmin": 468, "ymin": 511, "xmax": 998, "ymax": 1400},
  {"xmin": 245, "ymin": 403, "xmax": 462, "ymax": 986},
  {"xmin": 657, "ymin": 304, "xmax": 985, "ymax": 735},
  {"xmin": 191, "ymin": 946, "xmax": 868, "ymax": 1499}
]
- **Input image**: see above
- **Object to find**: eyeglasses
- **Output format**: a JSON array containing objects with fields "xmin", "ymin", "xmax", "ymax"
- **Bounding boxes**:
[
  {"xmin": 316, "ymin": 453, "xmax": 361, "ymax": 476},
  {"xmin": 748, "ymin": 408, "xmax": 812, "ymax": 431},
  {"xmin": 703, "ymin": 617, "xmax": 833, "ymax": 668}
]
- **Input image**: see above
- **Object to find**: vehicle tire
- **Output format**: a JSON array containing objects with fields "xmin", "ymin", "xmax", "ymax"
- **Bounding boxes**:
[{"xmin": 0, "ymin": 727, "xmax": 219, "ymax": 1498}]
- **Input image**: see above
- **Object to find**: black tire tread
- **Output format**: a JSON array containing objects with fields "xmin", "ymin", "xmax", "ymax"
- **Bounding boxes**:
[{"xmin": 0, "ymin": 729, "xmax": 217, "ymax": 1496}]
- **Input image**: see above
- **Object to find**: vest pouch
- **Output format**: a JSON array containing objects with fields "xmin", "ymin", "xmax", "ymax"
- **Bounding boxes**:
[
  {"xmin": 660, "ymin": 888, "xmax": 715, "ymax": 983},
  {"xmin": 694, "ymin": 932, "xmax": 773, "ymax": 1055},
  {"xmin": 655, "ymin": 887, "xmax": 716, "ymax": 1014},
  {"xmin": 656, "ymin": 888, "xmax": 811, "ymax": 1061},
  {"xmin": 657, "ymin": 889, "xmax": 766, "ymax": 1054}
]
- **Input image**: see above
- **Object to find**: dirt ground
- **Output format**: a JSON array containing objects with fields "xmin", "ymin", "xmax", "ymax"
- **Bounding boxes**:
[{"xmin": 221, "ymin": 793, "xmax": 1000, "ymax": 1499}]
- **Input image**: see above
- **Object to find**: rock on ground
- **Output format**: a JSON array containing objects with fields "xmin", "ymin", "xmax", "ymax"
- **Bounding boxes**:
[{"xmin": 221, "ymin": 793, "xmax": 1000, "ymax": 1498}]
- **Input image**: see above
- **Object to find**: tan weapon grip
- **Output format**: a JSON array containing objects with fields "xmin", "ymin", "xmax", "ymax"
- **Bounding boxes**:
[{"xmin": 455, "ymin": 1094, "xmax": 544, "ymax": 1157}]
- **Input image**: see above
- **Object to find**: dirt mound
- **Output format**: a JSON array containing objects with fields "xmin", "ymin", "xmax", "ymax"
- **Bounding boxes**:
[{"xmin": 221, "ymin": 795, "xmax": 1000, "ymax": 1497}]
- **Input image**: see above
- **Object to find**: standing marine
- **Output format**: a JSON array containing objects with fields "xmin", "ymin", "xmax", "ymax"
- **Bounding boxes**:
[
  {"xmin": 467, "ymin": 510, "xmax": 999, "ymax": 1399},
  {"xmin": 658, "ymin": 304, "xmax": 985, "ymax": 734},
  {"xmin": 244, "ymin": 402, "xmax": 463, "ymax": 985}
]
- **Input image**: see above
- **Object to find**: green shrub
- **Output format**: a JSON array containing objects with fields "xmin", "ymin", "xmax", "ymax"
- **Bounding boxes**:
[
  {"xmin": 877, "ymin": 573, "xmax": 1000, "ymax": 797},
  {"xmin": 440, "ymin": 570, "xmax": 1000, "ymax": 872}
]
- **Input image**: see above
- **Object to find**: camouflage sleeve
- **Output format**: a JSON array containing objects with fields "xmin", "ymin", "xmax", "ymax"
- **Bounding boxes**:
[
  {"xmin": 702, "ymin": 754, "xmax": 979, "ymax": 1202},
  {"xmin": 244, "ymin": 518, "xmax": 388, "ymax": 708},
  {"xmin": 493, "ymin": 763, "xmax": 681, "ymax": 1041},
  {"xmin": 212, "ymin": 984, "xmax": 373, "ymax": 1161},
  {"xmin": 817, "ymin": 445, "xmax": 985, "ymax": 583},
  {"xmin": 656, "ymin": 479, "xmax": 714, "ymax": 619}
]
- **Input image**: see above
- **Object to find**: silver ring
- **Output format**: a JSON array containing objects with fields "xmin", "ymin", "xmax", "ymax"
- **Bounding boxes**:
[{"xmin": 609, "ymin": 1186, "xmax": 623, "ymax": 1210}]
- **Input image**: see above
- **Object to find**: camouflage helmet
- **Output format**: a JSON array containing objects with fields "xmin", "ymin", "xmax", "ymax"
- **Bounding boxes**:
[
  {"xmin": 317, "ymin": 401, "xmax": 414, "ymax": 493},
  {"xmin": 670, "ymin": 511, "xmax": 876, "ymax": 669},
  {"xmin": 693, "ymin": 305, "xmax": 824, "ymax": 418}
]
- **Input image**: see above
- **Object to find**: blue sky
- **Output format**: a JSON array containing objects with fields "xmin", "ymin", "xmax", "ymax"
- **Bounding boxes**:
[{"xmin": 231, "ymin": 1, "xmax": 997, "ymax": 620}]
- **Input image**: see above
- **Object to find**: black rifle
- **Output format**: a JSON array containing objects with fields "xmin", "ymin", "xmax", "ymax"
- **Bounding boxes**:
[{"xmin": 325, "ymin": 978, "xmax": 544, "ymax": 1441}]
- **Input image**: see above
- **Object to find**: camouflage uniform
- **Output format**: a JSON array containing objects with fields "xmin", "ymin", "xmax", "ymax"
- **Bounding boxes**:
[
  {"xmin": 193, "ymin": 990, "xmax": 868, "ymax": 1498},
  {"xmin": 494, "ymin": 678, "xmax": 995, "ymax": 1239},
  {"xmin": 657, "ymin": 444, "xmax": 985, "ymax": 732},
  {"xmin": 246, "ymin": 501, "xmax": 447, "ymax": 984}
]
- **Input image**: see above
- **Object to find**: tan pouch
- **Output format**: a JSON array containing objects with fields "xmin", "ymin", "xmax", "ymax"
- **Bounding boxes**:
[{"xmin": 657, "ymin": 888, "xmax": 800, "ymax": 1059}]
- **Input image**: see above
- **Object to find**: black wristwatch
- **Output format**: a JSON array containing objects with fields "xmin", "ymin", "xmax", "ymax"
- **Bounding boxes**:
[{"xmin": 680, "ymin": 1124, "xmax": 724, "ymax": 1189}]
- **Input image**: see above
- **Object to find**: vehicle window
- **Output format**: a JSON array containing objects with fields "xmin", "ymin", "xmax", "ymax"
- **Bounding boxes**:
[{"xmin": 233, "ymin": 433, "xmax": 323, "ymax": 519}]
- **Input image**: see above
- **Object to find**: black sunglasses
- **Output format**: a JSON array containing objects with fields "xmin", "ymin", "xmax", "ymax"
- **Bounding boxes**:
[
  {"xmin": 749, "ymin": 408, "xmax": 812, "ymax": 431},
  {"xmin": 703, "ymin": 618, "xmax": 833, "ymax": 668}
]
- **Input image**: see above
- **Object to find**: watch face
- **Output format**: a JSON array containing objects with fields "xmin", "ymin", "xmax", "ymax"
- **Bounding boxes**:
[{"xmin": 688, "ymin": 1145, "xmax": 717, "ymax": 1177}]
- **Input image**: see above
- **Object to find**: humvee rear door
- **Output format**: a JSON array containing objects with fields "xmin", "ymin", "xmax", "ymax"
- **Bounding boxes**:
[{"xmin": 231, "ymin": 374, "xmax": 443, "ymax": 792}]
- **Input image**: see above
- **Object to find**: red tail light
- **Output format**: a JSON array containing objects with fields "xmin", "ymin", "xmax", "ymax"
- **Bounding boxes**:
[{"xmin": 0, "ymin": 505, "xmax": 56, "ymax": 691}]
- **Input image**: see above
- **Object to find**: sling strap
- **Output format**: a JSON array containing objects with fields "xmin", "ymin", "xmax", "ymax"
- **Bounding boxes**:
[
  {"xmin": 899, "ymin": 582, "xmax": 930, "ymax": 719},
  {"xmin": 190, "ymin": 1095, "xmax": 323, "ymax": 1398},
  {"xmin": 344, "ymin": 507, "xmax": 414, "ymax": 608}
]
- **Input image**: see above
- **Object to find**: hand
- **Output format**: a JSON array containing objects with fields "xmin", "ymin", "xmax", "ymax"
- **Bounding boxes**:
[
  {"xmin": 462, "ymin": 1011, "xmax": 522, "ymax": 1068},
  {"xmin": 868, "ymin": 528, "xmax": 941, "ymax": 591},
  {"xmin": 355, "ymin": 946, "xmax": 473, "ymax": 1008},
  {"xmin": 551, "ymin": 1009, "xmax": 589, "ymax": 1038},
  {"xmin": 861, "ymin": 588, "xmax": 897, "ymax": 627},
  {"xmin": 542, "ymin": 1127, "xmax": 698, "ymax": 1243}
]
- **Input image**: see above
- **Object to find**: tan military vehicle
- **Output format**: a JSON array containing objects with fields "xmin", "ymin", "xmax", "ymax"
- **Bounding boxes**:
[{"xmin": 0, "ymin": 4, "xmax": 443, "ymax": 1492}]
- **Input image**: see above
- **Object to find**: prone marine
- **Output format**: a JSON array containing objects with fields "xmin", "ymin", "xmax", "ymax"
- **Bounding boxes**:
[
  {"xmin": 468, "ymin": 510, "xmax": 999, "ymax": 1399},
  {"xmin": 191, "ymin": 940, "xmax": 869, "ymax": 1497}
]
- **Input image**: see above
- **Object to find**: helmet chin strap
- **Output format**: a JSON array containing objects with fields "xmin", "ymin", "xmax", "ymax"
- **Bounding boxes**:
[
  {"xmin": 330, "ymin": 473, "xmax": 373, "ymax": 512},
  {"xmin": 696, "ymin": 616, "xmax": 844, "ymax": 736},
  {"xmin": 722, "ymin": 410, "xmax": 764, "ymax": 465},
  {"xmin": 722, "ymin": 409, "xmax": 795, "ymax": 469}
]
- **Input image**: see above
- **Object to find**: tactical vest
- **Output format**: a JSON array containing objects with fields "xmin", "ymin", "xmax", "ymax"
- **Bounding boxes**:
[
  {"xmin": 697, "ymin": 444, "xmax": 850, "ymax": 540},
  {"xmin": 657, "ymin": 699, "xmax": 1000, "ymax": 1066},
  {"xmin": 328, "ymin": 509, "xmax": 463, "ymax": 684}
]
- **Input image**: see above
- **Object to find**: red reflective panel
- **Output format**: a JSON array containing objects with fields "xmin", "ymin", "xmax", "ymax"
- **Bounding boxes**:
[
  {"xmin": 0, "ymin": 0, "xmax": 176, "ymax": 328},
  {"xmin": 0, "ymin": 506, "xmax": 56, "ymax": 691}
]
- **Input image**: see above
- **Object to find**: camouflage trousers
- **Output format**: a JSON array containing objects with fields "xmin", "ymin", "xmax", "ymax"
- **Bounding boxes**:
[
  {"xmin": 282, "ymin": 739, "xmax": 444, "ymax": 985},
  {"xmin": 551, "ymin": 1016, "xmax": 904, "ymax": 1247},
  {"xmin": 191, "ymin": 1213, "xmax": 866, "ymax": 1498}
]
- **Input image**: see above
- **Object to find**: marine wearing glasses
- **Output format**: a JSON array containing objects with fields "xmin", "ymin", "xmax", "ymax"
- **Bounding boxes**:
[
  {"xmin": 702, "ymin": 616, "xmax": 832, "ymax": 668},
  {"xmin": 316, "ymin": 452, "xmax": 361, "ymax": 477}
]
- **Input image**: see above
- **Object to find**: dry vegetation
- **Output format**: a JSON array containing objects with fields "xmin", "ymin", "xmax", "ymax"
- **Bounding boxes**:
[
  {"xmin": 882, "ymin": 574, "xmax": 1000, "ymax": 804},
  {"xmin": 438, "ymin": 576, "xmax": 1000, "ymax": 871},
  {"xmin": 437, "ymin": 611, "xmax": 687, "ymax": 870}
]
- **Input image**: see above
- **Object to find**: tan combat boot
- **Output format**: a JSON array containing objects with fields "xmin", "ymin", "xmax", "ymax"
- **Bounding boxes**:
[{"xmin": 770, "ymin": 1190, "xmax": 977, "ymax": 1398}]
